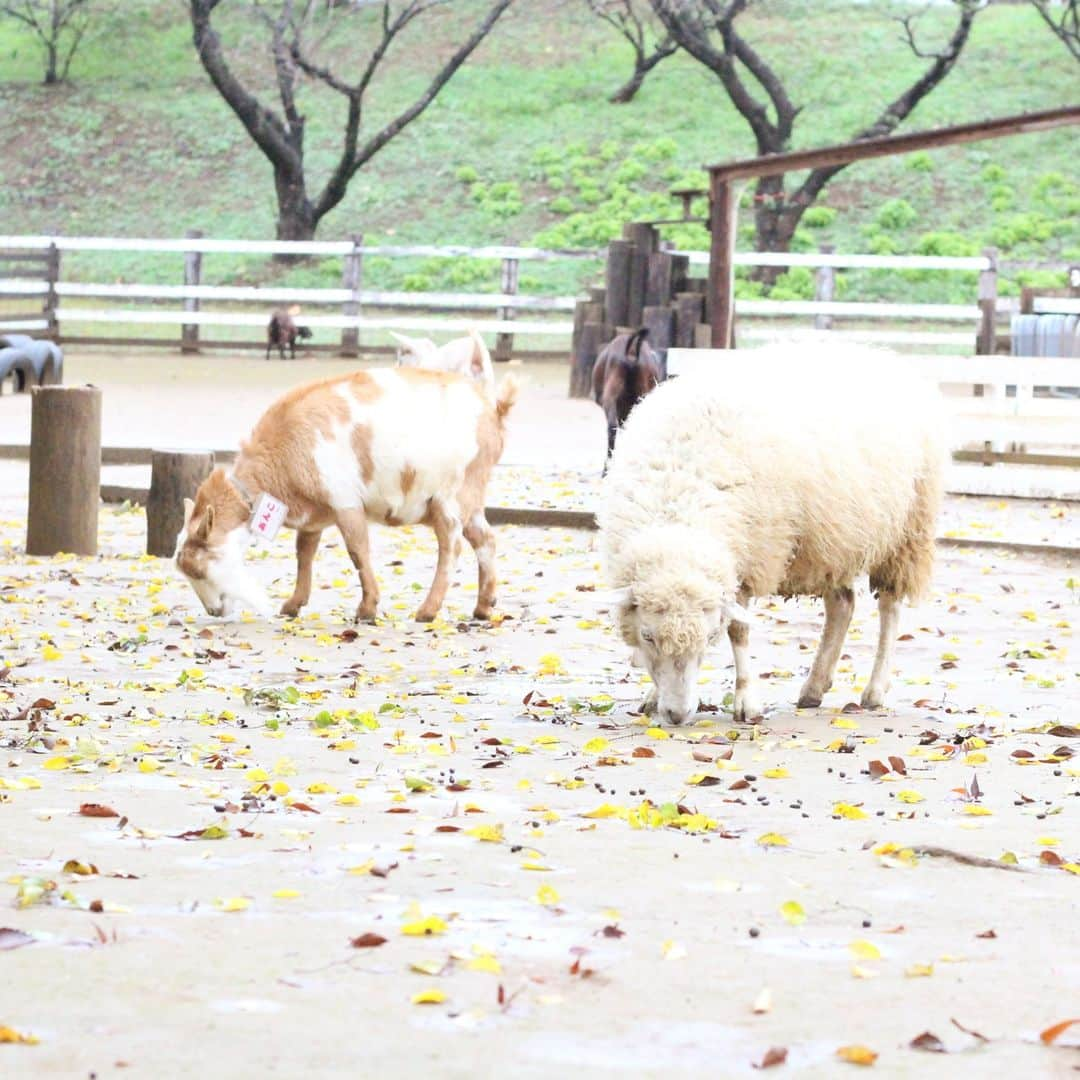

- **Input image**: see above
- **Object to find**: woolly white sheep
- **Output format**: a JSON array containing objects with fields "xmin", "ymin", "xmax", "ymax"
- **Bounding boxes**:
[{"xmin": 599, "ymin": 345, "xmax": 945, "ymax": 726}]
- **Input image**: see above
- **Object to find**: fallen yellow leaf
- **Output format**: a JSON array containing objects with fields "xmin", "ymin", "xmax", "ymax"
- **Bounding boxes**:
[
  {"xmin": 779, "ymin": 900, "xmax": 806, "ymax": 926},
  {"xmin": 411, "ymin": 988, "xmax": 447, "ymax": 1005},
  {"xmin": 836, "ymin": 1044, "xmax": 878, "ymax": 1066}
]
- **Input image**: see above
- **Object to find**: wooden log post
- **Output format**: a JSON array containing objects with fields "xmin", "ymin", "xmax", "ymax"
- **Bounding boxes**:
[
  {"xmin": 977, "ymin": 246, "xmax": 998, "ymax": 355},
  {"xmin": 569, "ymin": 320, "xmax": 610, "ymax": 399},
  {"xmin": 26, "ymin": 385, "xmax": 102, "ymax": 557},
  {"xmin": 624, "ymin": 222, "xmax": 657, "ymax": 327},
  {"xmin": 146, "ymin": 450, "xmax": 216, "ymax": 558},
  {"xmin": 673, "ymin": 292, "xmax": 704, "ymax": 348},
  {"xmin": 605, "ymin": 240, "xmax": 633, "ymax": 330},
  {"xmin": 709, "ymin": 177, "xmax": 738, "ymax": 349},
  {"xmin": 44, "ymin": 242, "xmax": 60, "ymax": 341},
  {"xmin": 340, "ymin": 232, "xmax": 363, "ymax": 357},
  {"xmin": 181, "ymin": 229, "xmax": 203, "ymax": 354},
  {"xmin": 642, "ymin": 304, "xmax": 674, "ymax": 379},
  {"xmin": 814, "ymin": 244, "xmax": 836, "ymax": 331},
  {"xmin": 645, "ymin": 252, "xmax": 674, "ymax": 309},
  {"xmin": 494, "ymin": 256, "xmax": 519, "ymax": 363}
]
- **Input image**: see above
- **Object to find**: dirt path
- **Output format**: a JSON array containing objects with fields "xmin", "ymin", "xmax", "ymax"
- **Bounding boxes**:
[{"xmin": 1, "ymin": 496, "xmax": 1078, "ymax": 1076}]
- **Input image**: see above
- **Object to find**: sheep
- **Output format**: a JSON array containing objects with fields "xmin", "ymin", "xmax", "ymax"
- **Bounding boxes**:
[
  {"xmin": 599, "ymin": 345, "xmax": 945, "ymax": 726},
  {"xmin": 391, "ymin": 328, "xmax": 495, "ymax": 396},
  {"xmin": 266, "ymin": 306, "xmax": 312, "ymax": 360},
  {"xmin": 590, "ymin": 327, "xmax": 661, "ymax": 472},
  {"xmin": 176, "ymin": 366, "xmax": 518, "ymax": 625}
]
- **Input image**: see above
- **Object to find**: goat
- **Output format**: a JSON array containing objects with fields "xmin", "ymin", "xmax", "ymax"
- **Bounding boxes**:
[
  {"xmin": 600, "ymin": 344, "xmax": 944, "ymax": 725},
  {"xmin": 266, "ymin": 306, "xmax": 312, "ymax": 360},
  {"xmin": 391, "ymin": 328, "xmax": 495, "ymax": 397},
  {"xmin": 176, "ymin": 367, "xmax": 518, "ymax": 625},
  {"xmin": 591, "ymin": 327, "xmax": 660, "ymax": 472}
]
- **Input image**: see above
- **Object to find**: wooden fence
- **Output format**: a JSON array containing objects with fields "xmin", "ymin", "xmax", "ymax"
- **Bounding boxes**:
[{"xmin": 0, "ymin": 233, "xmax": 1024, "ymax": 360}]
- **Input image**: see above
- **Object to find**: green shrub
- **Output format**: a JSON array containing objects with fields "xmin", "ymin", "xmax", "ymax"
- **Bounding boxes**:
[
  {"xmin": 550, "ymin": 195, "xmax": 574, "ymax": 213},
  {"xmin": 547, "ymin": 176, "xmax": 565, "ymax": 191},
  {"xmin": 914, "ymin": 231, "xmax": 979, "ymax": 257},
  {"xmin": 598, "ymin": 140, "xmax": 620, "ymax": 162},
  {"xmin": 866, "ymin": 232, "xmax": 901, "ymax": 255},
  {"xmin": 906, "ymin": 151, "xmax": 933, "ymax": 172},
  {"xmin": 990, "ymin": 184, "xmax": 1015, "ymax": 212},
  {"xmin": 981, "ymin": 163, "xmax": 1006, "ymax": 183},
  {"xmin": 875, "ymin": 198, "xmax": 917, "ymax": 231},
  {"xmin": 470, "ymin": 182, "xmax": 487, "ymax": 203},
  {"xmin": 802, "ymin": 206, "xmax": 837, "ymax": 228},
  {"xmin": 769, "ymin": 266, "xmax": 815, "ymax": 301},
  {"xmin": 614, "ymin": 160, "xmax": 648, "ymax": 183},
  {"xmin": 637, "ymin": 136, "xmax": 678, "ymax": 162},
  {"xmin": 401, "ymin": 273, "xmax": 432, "ymax": 292},
  {"xmin": 455, "ymin": 165, "xmax": 479, "ymax": 184}
]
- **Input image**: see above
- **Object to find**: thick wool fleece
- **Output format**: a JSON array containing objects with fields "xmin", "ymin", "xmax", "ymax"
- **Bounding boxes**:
[{"xmin": 600, "ymin": 344, "xmax": 945, "ymax": 651}]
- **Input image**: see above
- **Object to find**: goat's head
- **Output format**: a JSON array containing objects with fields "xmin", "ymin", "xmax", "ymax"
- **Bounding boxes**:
[
  {"xmin": 390, "ymin": 331, "xmax": 439, "ymax": 368},
  {"xmin": 175, "ymin": 469, "xmax": 273, "ymax": 619}
]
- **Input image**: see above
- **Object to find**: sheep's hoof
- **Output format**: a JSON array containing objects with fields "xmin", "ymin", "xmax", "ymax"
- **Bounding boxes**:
[{"xmin": 860, "ymin": 687, "xmax": 887, "ymax": 710}]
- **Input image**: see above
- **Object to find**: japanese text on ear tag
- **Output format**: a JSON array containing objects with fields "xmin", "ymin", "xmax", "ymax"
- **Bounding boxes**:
[{"xmin": 249, "ymin": 493, "xmax": 287, "ymax": 543}]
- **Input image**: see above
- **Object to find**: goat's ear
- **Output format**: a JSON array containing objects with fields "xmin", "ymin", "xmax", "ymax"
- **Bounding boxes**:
[
  {"xmin": 183, "ymin": 498, "xmax": 195, "ymax": 527},
  {"xmin": 470, "ymin": 343, "xmax": 486, "ymax": 378},
  {"xmin": 389, "ymin": 330, "xmax": 418, "ymax": 352},
  {"xmin": 194, "ymin": 504, "xmax": 214, "ymax": 542}
]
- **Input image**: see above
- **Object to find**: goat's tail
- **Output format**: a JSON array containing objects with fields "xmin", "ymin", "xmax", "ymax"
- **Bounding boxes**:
[
  {"xmin": 625, "ymin": 326, "xmax": 650, "ymax": 359},
  {"xmin": 494, "ymin": 373, "xmax": 519, "ymax": 423}
]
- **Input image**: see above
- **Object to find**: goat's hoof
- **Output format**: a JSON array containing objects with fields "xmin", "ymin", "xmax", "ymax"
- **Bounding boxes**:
[
  {"xmin": 414, "ymin": 610, "xmax": 438, "ymax": 624},
  {"xmin": 355, "ymin": 609, "xmax": 378, "ymax": 624},
  {"xmin": 472, "ymin": 605, "xmax": 493, "ymax": 621},
  {"xmin": 279, "ymin": 602, "xmax": 302, "ymax": 619},
  {"xmin": 860, "ymin": 688, "xmax": 887, "ymax": 710},
  {"xmin": 796, "ymin": 692, "xmax": 823, "ymax": 709}
]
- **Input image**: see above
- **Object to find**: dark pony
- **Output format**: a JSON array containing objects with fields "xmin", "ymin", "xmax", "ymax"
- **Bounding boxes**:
[{"xmin": 591, "ymin": 327, "xmax": 661, "ymax": 473}]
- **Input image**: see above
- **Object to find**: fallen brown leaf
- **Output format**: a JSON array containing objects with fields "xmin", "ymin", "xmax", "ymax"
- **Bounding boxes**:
[{"xmin": 350, "ymin": 933, "xmax": 388, "ymax": 948}]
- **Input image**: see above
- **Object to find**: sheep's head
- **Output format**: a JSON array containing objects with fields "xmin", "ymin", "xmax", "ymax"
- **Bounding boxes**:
[
  {"xmin": 608, "ymin": 533, "xmax": 745, "ymax": 725},
  {"xmin": 175, "ymin": 469, "xmax": 273, "ymax": 619}
]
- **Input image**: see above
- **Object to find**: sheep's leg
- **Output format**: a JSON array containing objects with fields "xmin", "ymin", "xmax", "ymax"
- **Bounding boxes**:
[
  {"xmin": 416, "ymin": 497, "xmax": 462, "ymax": 623},
  {"xmin": 280, "ymin": 528, "xmax": 323, "ymax": 617},
  {"xmin": 463, "ymin": 510, "xmax": 497, "ymax": 620},
  {"xmin": 729, "ymin": 610, "xmax": 764, "ymax": 722},
  {"xmin": 797, "ymin": 586, "xmax": 855, "ymax": 708},
  {"xmin": 336, "ymin": 509, "xmax": 380, "ymax": 622},
  {"xmin": 862, "ymin": 591, "xmax": 901, "ymax": 709}
]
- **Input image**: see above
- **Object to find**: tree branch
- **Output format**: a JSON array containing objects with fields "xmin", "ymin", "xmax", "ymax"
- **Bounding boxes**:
[{"xmin": 1030, "ymin": 0, "xmax": 1080, "ymax": 61}]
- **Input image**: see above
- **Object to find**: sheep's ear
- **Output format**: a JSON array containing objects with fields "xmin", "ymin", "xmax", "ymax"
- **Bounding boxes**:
[
  {"xmin": 183, "ymin": 498, "xmax": 195, "ymax": 526},
  {"xmin": 588, "ymin": 586, "xmax": 634, "ymax": 611},
  {"xmin": 470, "ymin": 345, "xmax": 486, "ymax": 378},
  {"xmin": 721, "ymin": 598, "xmax": 753, "ymax": 624}
]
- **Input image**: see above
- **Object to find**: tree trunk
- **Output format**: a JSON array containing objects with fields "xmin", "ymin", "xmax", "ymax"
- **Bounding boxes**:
[
  {"xmin": 44, "ymin": 41, "xmax": 59, "ymax": 85},
  {"xmin": 751, "ymin": 175, "xmax": 801, "ymax": 285},
  {"xmin": 274, "ymin": 168, "xmax": 317, "ymax": 258},
  {"xmin": 610, "ymin": 66, "xmax": 647, "ymax": 104}
]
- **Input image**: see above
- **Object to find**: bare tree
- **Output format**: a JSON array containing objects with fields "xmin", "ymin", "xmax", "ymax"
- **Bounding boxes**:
[
  {"xmin": 1031, "ymin": 0, "xmax": 1079, "ymax": 60},
  {"xmin": 585, "ymin": 0, "xmax": 677, "ymax": 102},
  {"xmin": 650, "ymin": 0, "xmax": 984, "ymax": 265},
  {"xmin": 189, "ymin": 0, "xmax": 514, "ymax": 244},
  {"xmin": 0, "ymin": 0, "xmax": 96, "ymax": 84}
]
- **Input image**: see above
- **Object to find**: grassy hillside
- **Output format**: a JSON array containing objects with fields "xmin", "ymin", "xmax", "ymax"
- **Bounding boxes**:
[{"xmin": 0, "ymin": 0, "xmax": 1076, "ymax": 303}]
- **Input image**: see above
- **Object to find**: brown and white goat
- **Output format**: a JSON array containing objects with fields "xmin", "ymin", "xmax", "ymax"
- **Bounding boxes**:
[
  {"xmin": 176, "ymin": 367, "xmax": 517, "ymax": 623},
  {"xmin": 266, "ymin": 306, "xmax": 312, "ymax": 360},
  {"xmin": 391, "ymin": 328, "xmax": 495, "ymax": 397},
  {"xmin": 591, "ymin": 327, "xmax": 661, "ymax": 473}
]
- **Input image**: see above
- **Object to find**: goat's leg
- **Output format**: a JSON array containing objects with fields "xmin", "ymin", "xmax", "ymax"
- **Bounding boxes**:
[
  {"xmin": 463, "ymin": 509, "xmax": 496, "ymax": 620},
  {"xmin": 335, "ymin": 508, "xmax": 380, "ymax": 622},
  {"xmin": 729, "ymin": 599, "xmax": 764, "ymax": 722},
  {"xmin": 861, "ymin": 591, "xmax": 901, "ymax": 709},
  {"xmin": 416, "ymin": 497, "xmax": 462, "ymax": 622},
  {"xmin": 280, "ymin": 529, "xmax": 322, "ymax": 617},
  {"xmin": 602, "ymin": 426, "xmax": 618, "ymax": 476},
  {"xmin": 797, "ymin": 585, "xmax": 855, "ymax": 708}
]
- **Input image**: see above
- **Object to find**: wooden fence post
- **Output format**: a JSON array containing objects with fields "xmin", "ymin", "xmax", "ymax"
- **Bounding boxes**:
[
  {"xmin": 44, "ymin": 242, "xmax": 60, "ymax": 340},
  {"xmin": 26, "ymin": 385, "xmax": 102, "ymax": 557},
  {"xmin": 977, "ymin": 246, "xmax": 998, "ymax": 355},
  {"xmin": 495, "ymin": 256, "xmax": 519, "ymax": 363},
  {"xmin": 605, "ymin": 240, "xmax": 633, "ymax": 329},
  {"xmin": 708, "ymin": 177, "xmax": 738, "ymax": 349},
  {"xmin": 341, "ymin": 232, "xmax": 363, "ymax": 357},
  {"xmin": 146, "ymin": 449, "xmax": 215, "ymax": 557},
  {"xmin": 673, "ymin": 292, "xmax": 704, "ymax": 348},
  {"xmin": 642, "ymin": 304, "xmax": 674, "ymax": 378},
  {"xmin": 181, "ymin": 229, "xmax": 203, "ymax": 354},
  {"xmin": 814, "ymin": 244, "xmax": 835, "ymax": 331},
  {"xmin": 569, "ymin": 320, "xmax": 611, "ymax": 399}
]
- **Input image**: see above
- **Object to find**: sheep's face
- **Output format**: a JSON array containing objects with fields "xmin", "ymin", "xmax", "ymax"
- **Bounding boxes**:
[
  {"xmin": 614, "ymin": 587, "xmax": 747, "ymax": 726},
  {"xmin": 175, "ymin": 478, "xmax": 273, "ymax": 620}
]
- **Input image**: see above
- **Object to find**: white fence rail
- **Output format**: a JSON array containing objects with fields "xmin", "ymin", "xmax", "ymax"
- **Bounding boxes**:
[{"xmin": 0, "ymin": 233, "xmax": 1030, "ymax": 355}]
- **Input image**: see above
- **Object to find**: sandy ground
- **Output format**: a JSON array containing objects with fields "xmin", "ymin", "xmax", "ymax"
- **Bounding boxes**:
[{"xmin": 1, "ymin": 352, "xmax": 1079, "ymax": 1077}]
